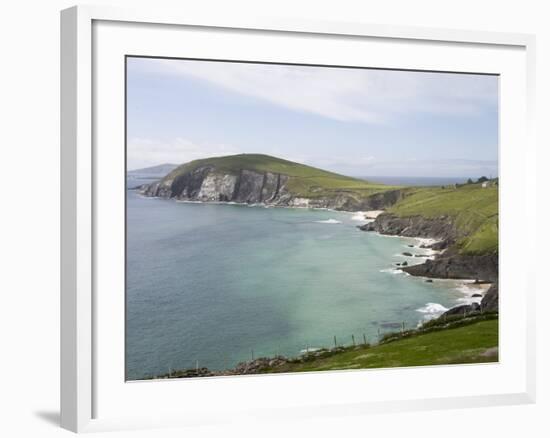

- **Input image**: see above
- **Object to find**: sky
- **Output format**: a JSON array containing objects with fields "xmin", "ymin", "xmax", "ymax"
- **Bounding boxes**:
[{"xmin": 126, "ymin": 57, "xmax": 498, "ymax": 178}]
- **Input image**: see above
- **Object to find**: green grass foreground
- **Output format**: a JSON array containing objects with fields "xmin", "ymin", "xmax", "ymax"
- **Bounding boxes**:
[{"xmin": 266, "ymin": 319, "xmax": 498, "ymax": 373}]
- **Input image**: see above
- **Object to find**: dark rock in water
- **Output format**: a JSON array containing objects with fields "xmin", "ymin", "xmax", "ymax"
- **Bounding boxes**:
[
  {"xmin": 402, "ymin": 253, "xmax": 498, "ymax": 283},
  {"xmin": 442, "ymin": 302, "xmax": 481, "ymax": 318},
  {"xmin": 414, "ymin": 254, "xmax": 430, "ymax": 258},
  {"xmin": 471, "ymin": 293, "xmax": 482, "ymax": 298},
  {"xmin": 408, "ymin": 244, "xmax": 414, "ymax": 247},
  {"xmin": 481, "ymin": 283, "xmax": 498, "ymax": 312},
  {"xmin": 395, "ymin": 262, "xmax": 401, "ymax": 266},
  {"xmin": 425, "ymin": 279, "xmax": 433, "ymax": 283},
  {"xmin": 402, "ymin": 252, "xmax": 413, "ymax": 257},
  {"xmin": 401, "ymin": 261, "xmax": 408, "ymax": 266},
  {"xmin": 358, "ymin": 222, "xmax": 376, "ymax": 231}
]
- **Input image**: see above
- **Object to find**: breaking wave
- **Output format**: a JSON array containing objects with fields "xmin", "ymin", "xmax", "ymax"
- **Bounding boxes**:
[
  {"xmin": 416, "ymin": 302, "xmax": 448, "ymax": 320},
  {"xmin": 314, "ymin": 219, "xmax": 342, "ymax": 224}
]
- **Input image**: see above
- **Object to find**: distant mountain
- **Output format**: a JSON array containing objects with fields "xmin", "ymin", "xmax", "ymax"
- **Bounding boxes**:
[
  {"xmin": 139, "ymin": 154, "xmax": 403, "ymax": 211},
  {"xmin": 127, "ymin": 163, "xmax": 178, "ymax": 178}
]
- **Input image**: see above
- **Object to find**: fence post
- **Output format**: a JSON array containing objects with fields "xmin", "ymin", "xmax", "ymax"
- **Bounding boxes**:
[
  {"xmin": 334, "ymin": 335, "xmax": 337, "ymax": 348},
  {"xmin": 352, "ymin": 334, "xmax": 355, "ymax": 346},
  {"xmin": 363, "ymin": 333, "xmax": 367, "ymax": 345}
]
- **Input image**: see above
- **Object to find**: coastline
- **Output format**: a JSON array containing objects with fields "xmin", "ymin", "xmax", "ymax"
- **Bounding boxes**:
[
  {"xmin": 359, "ymin": 211, "xmax": 499, "ymax": 322},
  {"xmin": 374, "ymin": 231, "xmax": 493, "ymax": 318},
  {"xmin": 128, "ymin": 190, "xmax": 498, "ymax": 380},
  {"xmin": 135, "ymin": 190, "xmax": 496, "ymax": 316},
  {"xmin": 134, "ymin": 189, "xmax": 387, "ymax": 214}
]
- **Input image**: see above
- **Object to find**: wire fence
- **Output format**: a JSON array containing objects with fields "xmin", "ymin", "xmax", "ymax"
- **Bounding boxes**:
[{"xmin": 152, "ymin": 322, "xmax": 413, "ymax": 378}]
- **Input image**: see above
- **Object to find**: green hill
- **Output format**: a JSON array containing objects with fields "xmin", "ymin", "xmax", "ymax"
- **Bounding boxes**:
[
  {"xmin": 387, "ymin": 182, "xmax": 498, "ymax": 255},
  {"xmin": 163, "ymin": 153, "xmax": 399, "ymax": 199}
]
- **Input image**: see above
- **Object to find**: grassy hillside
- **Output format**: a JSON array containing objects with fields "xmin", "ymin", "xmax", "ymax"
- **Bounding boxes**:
[
  {"xmin": 163, "ymin": 154, "xmax": 400, "ymax": 199},
  {"xmin": 266, "ymin": 319, "xmax": 498, "ymax": 373},
  {"xmin": 388, "ymin": 182, "xmax": 498, "ymax": 255}
]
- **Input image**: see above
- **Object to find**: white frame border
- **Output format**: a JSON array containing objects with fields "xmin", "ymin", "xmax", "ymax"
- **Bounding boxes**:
[{"xmin": 60, "ymin": 5, "xmax": 537, "ymax": 433}]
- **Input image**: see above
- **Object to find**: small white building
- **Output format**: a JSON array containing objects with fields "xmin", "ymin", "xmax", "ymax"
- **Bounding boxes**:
[{"xmin": 482, "ymin": 181, "xmax": 489, "ymax": 188}]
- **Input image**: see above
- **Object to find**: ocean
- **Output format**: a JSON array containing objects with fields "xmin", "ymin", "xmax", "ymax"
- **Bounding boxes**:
[
  {"xmin": 360, "ymin": 176, "xmax": 472, "ymax": 186},
  {"xmin": 126, "ymin": 183, "xmax": 482, "ymax": 380}
]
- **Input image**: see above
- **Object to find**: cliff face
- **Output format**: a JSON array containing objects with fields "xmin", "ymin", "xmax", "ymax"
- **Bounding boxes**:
[
  {"xmin": 358, "ymin": 213, "xmax": 459, "ymax": 242},
  {"xmin": 402, "ymin": 253, "xmax": 499, "ymax": 282},
  {"xmin": 141, "ymin": 165, "xmax": 401, "ymax": 211},
  {"xmin": 360, "ymin": 212, "xmax": 499, "ymax": 286}
]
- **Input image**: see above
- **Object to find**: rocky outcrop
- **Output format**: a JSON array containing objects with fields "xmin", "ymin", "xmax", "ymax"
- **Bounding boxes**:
[
  {"xmin": 359, "ymin": 213, "xmax": 459, "ymax": 243},
  {"xmin": 480, "ymin": 283, "xmax": 499, "ymax": 312},
  {"xmin": 442, "ymin": 302, "xmax": 481, "ymax": 318},
  {"xmin": 360, "ymin": 211, "xmax": 499, "ymax": 287},
  {"xmin": 438, "ymin": 283, "xmax": 498, "ymax": 319},
  {"xmin": 140, "ymin": 165, "xmax": 402, "ymax": 211},
  {"xmin": 401, "ymin": 253, "xmax": 498, "ymax": 282}
]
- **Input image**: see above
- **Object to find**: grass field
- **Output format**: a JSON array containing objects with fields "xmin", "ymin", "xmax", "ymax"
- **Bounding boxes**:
[
  {"xmin": 163, "ymin": 153, "xmax": 400, "ymax": 199},
  {"xmin": 388, "ymin": 183, "xmax": 498, "ymax": 255},
  {"xmin": 265, "ymin": 319, "xmax": 498, "ymax": 373}
]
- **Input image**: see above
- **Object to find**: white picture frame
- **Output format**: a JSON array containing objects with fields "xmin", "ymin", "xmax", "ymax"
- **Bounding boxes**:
[{"xmin": 60, "ymin": 4, "xmax": 537, "ymax": 433}]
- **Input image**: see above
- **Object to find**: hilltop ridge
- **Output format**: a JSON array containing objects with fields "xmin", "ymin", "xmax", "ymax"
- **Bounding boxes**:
[{"xmin": 140, "ymin": 154, "xmax": 403, "ymax": 211}]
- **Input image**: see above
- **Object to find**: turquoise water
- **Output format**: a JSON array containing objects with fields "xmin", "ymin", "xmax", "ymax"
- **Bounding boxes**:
[{"xmin": 126, "ymin": 188, "xmax": 470, "ymax": 380}]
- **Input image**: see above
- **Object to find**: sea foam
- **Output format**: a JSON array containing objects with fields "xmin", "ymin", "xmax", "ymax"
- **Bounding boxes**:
[
  {"xmin": 380, "ymin": 268, "xmax": 408, "ymax": 275},
  {"xmin": 314, "ymin": 219, "xmax": 342, "ymax": 224},
  {"xmin": 351, "ymin": 212, "xmax": 367, "ymax": 221},
  {"xmin": 416, "ymin": 302, "xmax": 448, "ymax": 320}
]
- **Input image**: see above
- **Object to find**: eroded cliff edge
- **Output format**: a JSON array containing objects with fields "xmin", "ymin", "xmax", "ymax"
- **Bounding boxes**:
[
  {"xmin": 359, "ymin": 212, "xmax": 499, "ymax": 311},
  {"xmin": 140, "ymin": 164, "xmax": 403, "ymax": 211}
]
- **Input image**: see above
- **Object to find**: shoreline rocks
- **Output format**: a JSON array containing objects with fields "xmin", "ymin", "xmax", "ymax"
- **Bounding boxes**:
[
  {"xmin": 358, "ymin": 213, "xmax": 459, "ymax": 244},
  {"xmin": 442, "ymin": 302, "xmax": 481, "ymax": 318},
  {"xmin": 440, "ymin": 283, "xmax": 499, "ymax": 317},
  {"xmin": 361, "ymin": 211, "xmax": 499, "ymax": 315},
  {"xmin": 401, "ymin": 253, "xmax": 498, "ymax": 283},
  {"xmin": 480, "ymin": 283, "xmax": 499, "ymax": 312}
]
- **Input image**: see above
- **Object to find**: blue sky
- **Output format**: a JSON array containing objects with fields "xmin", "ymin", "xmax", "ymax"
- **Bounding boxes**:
[{"xmin": 127, "ymin": 57, "xmax": 498, "ymax": 178}]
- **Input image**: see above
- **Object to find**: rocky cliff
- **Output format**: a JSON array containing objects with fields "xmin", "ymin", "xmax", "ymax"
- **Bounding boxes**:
[
  {"xmin": 402, "ymin": 253, "xmax": 498, "ymax": 282},
  {"xmin": 140, "ymin": 164, "xmax": 403, "ymax": 211},
  {"xmin": 358, "ymin": 213, "xmax": 459, "ymax": 243},
  {"xmin": 360, "ymin": 211, "xmax": 499, "ymax": 288}
]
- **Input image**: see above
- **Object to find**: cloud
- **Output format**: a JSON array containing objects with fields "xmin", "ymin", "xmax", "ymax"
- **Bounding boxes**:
[
  {"xmin": 127, "ymin": 137, "xmax": 240, "ymax": 170},
  {"xmin": 128, "ymin": 57, "xmax": 498, "ymax": 124}
]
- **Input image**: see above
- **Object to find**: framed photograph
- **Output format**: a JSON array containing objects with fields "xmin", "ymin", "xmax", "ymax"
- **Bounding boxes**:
[{"xmin": 61, "ymin": 5, "xmax": 536, "ymax": 433}]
